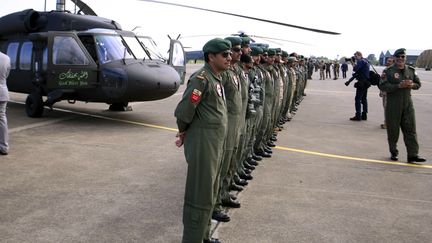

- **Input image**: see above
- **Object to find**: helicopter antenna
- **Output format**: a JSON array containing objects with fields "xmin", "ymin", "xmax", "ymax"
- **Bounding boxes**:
[{"xmin": 137, "ymin": 0, "xmax": 340, "ymax": 35}]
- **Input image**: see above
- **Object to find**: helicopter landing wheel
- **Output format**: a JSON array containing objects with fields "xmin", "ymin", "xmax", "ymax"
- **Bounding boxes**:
[
  {"xmin": 109, "ymin": 102, "xmax": 132, "ymax": 111},
  {"xmin": 25, "ymin": 92, "xmax": 44, "ymax": 118}
]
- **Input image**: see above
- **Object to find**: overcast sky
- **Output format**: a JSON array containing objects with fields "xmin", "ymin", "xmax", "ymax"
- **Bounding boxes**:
[{"xmin": 1, "ymin": 0, "xmax": 430, "ymax": 59}]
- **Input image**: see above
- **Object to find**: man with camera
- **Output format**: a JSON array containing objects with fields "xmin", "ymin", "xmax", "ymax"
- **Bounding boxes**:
[{"xmin": 345, "ymin": 51, "xmax": 370, "ymax": 121}]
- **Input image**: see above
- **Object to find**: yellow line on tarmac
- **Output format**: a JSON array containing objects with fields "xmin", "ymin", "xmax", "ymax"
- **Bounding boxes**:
[
  {"xmin": 10, "ymin": 100, "xmax": 178, "ymax": 132},
  {"xmin": 53, "ymin": 107, "xmax": 179, "ymax": 132},
  {"xmin": 276, "ymin": 146, "xmax": 432, "ymax": 169},
  {"xmin": 11, "ymin": 100, "xmax": 429, "ymax": 168}
]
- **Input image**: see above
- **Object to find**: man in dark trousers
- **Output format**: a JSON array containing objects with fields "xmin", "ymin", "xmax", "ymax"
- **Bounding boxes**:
[
  {"xmin": 174, "ymin": 38, "xmax": 231, "ymax": 243},
  {"xmin": 350, "ymin": 51, "xmax": 370, "ymax": 121},
  {"xmin": 379, "ymin": 48, "xmax": 426, "ymax": 163}
]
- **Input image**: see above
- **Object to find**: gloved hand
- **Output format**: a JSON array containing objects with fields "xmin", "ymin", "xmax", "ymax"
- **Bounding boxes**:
[{"xmin": 345, "ymin": 81, "xmax": 350, "ymax": 86}]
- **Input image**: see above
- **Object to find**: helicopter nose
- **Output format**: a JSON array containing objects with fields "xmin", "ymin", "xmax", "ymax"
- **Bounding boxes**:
[{"xmin": 125, "ymin": 61, "xmax": 180, "ymax": 101}]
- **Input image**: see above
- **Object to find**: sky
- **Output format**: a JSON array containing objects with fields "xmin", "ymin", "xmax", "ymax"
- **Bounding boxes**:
[{"xmin": 1, "ymin": 0, "xmax": 431, "ymax": 60}]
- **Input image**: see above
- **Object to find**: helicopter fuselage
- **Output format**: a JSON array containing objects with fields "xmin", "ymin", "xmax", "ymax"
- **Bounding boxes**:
[{"xmin": 0, "ymin": 9, "xmax": 185, "ymax": 116}]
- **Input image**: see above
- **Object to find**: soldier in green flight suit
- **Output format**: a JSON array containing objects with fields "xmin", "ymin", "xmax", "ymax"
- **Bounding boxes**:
[
  {"xmin": 212, "ymin": 36, "xmax": 243, "ymax": 224},
  {"xmin": 174, "ymin": 38, "xmax": 231, "ymax": 243},
  {"xmin": 379, "ymin": 48, "xmax": 426, "ymax": 163}
]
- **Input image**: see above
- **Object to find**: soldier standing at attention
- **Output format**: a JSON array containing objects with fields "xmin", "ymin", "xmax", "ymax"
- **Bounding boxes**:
[
  {"xmin": 379, "ymin": 48, "xmax": 426, "ymax": 163},
  {"xmin": 174, "ymin": 38, "xmax": 231, "ymax": 243},
  {"xmin": 212, "ymin": 36, "xmax": 243, "ymax": 224}
]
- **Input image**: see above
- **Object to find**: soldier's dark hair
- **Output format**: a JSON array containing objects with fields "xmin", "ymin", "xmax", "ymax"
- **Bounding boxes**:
[
  {"xmin": 240, "ymin": 54, "xmax": 252, "ymax": 63},
  {"xmin": 204, "ymin": 53, "xmax": 210, "ymax": 62}
]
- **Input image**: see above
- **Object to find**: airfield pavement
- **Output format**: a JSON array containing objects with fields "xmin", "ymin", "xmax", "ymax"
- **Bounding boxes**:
[{"xmin": 1, "ymin": 64, "xmax": 432, "ymax": 243}]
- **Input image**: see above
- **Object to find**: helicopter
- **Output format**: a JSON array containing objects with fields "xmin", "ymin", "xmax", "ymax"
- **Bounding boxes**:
[
  {"xmin": 0, "ymin": 0, "xmax": 186, "ymax": 117},
  {"xmin": 1, "ymin": 0, "xmax": 340, "ymax": 118}
]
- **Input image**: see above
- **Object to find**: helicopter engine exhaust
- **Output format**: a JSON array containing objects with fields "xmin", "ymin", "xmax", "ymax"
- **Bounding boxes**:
[
  {"xmin": 0, "ymin": 9, "xmax": 43, "ymax": 36},
  {"xmin": 56, "ymin": 0, "xmax": 66, "ymax": 11}
]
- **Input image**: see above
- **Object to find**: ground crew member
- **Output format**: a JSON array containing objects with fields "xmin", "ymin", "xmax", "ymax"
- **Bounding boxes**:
[
  {"xmin": 174, "ymin": 38, "xmax": 231, "ymax": 243},
  {"xmin": 379, "ymin": 48, "xmax": 426, "ymax": 163}
]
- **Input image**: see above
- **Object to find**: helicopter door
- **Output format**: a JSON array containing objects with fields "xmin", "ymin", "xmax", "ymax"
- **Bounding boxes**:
[
  {"xmin": 46, "ymin": 32, "xmax": 97, "ymax": 89},
  {"xmin": 168, "ymin": 40, "xmax": 186, "ymax": 84}
]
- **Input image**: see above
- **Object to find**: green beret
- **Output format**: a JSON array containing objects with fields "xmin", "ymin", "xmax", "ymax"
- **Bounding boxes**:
[
  {"xmin": 251, "ymin": 46, "xmax": 263, "ymax": 56},
  {"xmin": 262, "ymin": 47, "xmax": 269, "ymax": 54},
  {"xmin": 241, "ymin": 36, "xmax": 251, "ymax": 46},
  {"xmin": 282, "ymin": 51, "xmax": 289, "ymax": 57},
  {"xmin": 288, "ymin": 56, "xmax": 298, "ymax": 62},
  {"xmin": 274, "ymin": 48, "xmax": 282, "ymax": 54},
  {"xmin": 224, "ymin": 36, "xmax": 242, "ymax": 46},
  {"xmin": 267, "ymin": 49, "xmax": 276, "ymax": 56},
  {"xmin": 203, "ymin": 38, "xmax": 232, "ymax": 53},
  {"xmin": 394, "ymin": 48, "xmax": 406, "ymax": 56}
]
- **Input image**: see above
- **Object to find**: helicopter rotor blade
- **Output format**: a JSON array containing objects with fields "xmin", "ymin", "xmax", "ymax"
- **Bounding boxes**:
[
  {"xmin": 251, "ymin": 35, "xmax": 312, "ymax": 46},
  {"xmin": 137, "ymin": 0, "xmax": 340, "ymax": 35},
  {"xmin": 70, "ymin": 0, "xmax": 98, "ymax": 16}
]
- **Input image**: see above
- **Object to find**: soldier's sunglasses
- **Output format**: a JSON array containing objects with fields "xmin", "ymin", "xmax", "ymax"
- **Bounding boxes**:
[
  {"xmin": 232, "ymin": 47, "xmax": 242, "ymax": 52},
  {"xmin": 396, "ymin": 55, "xmax": 406, "ymax": 58},
  {"xmin": 220, "ymin": 51, "xmax": 232, "ymax": 58}
]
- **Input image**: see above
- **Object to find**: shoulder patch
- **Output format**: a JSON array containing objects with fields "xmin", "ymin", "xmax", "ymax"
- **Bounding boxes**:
[{"xmin": 190, "ymin": 88, "xmax": 202, "ymax": 104}]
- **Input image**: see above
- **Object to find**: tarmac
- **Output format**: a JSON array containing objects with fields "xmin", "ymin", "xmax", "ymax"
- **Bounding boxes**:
[{"xmin": 1, "ymin": 64, "xmax": 431, "ymax": 243}]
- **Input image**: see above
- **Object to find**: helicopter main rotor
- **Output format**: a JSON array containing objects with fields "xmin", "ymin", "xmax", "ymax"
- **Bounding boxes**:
[{"xmin": 137, "ymin": 0, "xmax": 340, "ymax": 35}]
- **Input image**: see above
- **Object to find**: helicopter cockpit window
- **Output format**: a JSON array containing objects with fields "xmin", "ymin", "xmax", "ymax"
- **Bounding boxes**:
[
  {"xmin": 123, "ymin": 36, "xmax": 148, "ymax": 60},
  {"xmin": 19, "ymin": 42, "xmax": 33, "ymax": 70},
  {"xmin": 53, "ymin": 36, "xmax": 90, "ymax": 65},
  {"xmin": 94, "ymin": 35, "xmax": 133, "ymax": 64},
  {"xmin": 6, "ymin": 42, "xmax": 19, "ymax": 70},
  {"xmin": 137, "ymin": 37, "xmax": 165, "ymax": 61}
]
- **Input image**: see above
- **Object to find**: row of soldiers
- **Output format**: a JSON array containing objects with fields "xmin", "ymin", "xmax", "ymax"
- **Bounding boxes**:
[
  {"xmin": 174, "ymin": 37, "xmax": 309, "ymax": 243},
  {"xmin": 317, "ymin": 60, "xmax": 341, "ymax": 80}
]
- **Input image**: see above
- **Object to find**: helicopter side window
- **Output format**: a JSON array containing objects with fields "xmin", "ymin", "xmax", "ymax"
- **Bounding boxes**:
[
  {"xmin": 171, "ymin": 42, "xmax": 185, "ymax": 67},
  {"xmin": 42, "ymin": 47, "xmax": 48, "ymax": 71},
  {"xmin": 53, "ymin": 36, "xmax": 90, "ymax": 65},
  {"xmin": 79, "ymin": 36, "xmax": 98, "ymax": 63},
  {"xmin": 6, "ymin": 42, "xmax": 19, "ymax": 70},
  {"xmin": 19, "ymin": 42, "xmax": 33, "ymax": 70}
]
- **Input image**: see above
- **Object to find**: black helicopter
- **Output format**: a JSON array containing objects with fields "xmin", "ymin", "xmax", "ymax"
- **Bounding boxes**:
[{"xmin": 0, "ymin": 0, "xmax": 186, "ymax": 117}]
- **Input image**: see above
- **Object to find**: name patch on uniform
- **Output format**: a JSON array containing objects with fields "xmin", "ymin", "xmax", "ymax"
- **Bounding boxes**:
[
  {"xmin": 190, "ymin": 89, "xmax": 202, "ymax": 103},
  {"xmin": 216, "ymin": 84, "xmax": 223, "ymax": 97},
  {"xmin": 394, "ymin": 73, "xmax": 400, "ymax": 79},
  {"xmin": 233, "ymin": 76, "xmax": 239, "ymax": 86}
]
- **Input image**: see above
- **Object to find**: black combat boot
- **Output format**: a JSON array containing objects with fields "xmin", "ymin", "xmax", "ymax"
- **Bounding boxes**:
[
  {"xmin": 350, "ymin": 114, "xmax": 361, "ymax": 121},
  {"xmin": 361, "ymin": 112, "xmax": 367, "ymax": 120}
]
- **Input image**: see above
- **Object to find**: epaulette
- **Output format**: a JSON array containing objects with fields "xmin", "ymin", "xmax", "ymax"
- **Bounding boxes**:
[
  {"xmin": 196, "ymin": 70, "xmax": 206, "ymax": 80},
  {"xmin": 407, "ymin": 65, "xmax": 415, "ymax": 70}
]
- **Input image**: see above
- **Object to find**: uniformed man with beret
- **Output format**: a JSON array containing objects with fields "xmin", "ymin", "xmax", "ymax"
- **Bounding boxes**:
[
  {"xmin": 212, "ymin": 36, "xmax": 243, "ymax": 224},
  {"xmin": 233, "ymin": 37, "xmax": 255, "ymax": 183},
  {"xmin": 174, "ymin": 38, "xmax": 231, "ymax": 243},
  {"xmin": 379, "ymin": 48, "xmax": 426, "ymax": 163},
  {"xmin": 282, "ymin": 55, "xmax": 297, "ymax": 122}
]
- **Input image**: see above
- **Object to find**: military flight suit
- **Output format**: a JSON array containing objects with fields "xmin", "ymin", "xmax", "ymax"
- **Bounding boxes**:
[
  {"xmin": 174, "ymin": 63, "xmax": 228, "ymax": 243},
  {"xmin": 255, "ymin": 65, "xmax": 272, "ymax": 153},
  {"xmin": 214, "ymin": 67, "xmax": 242, "ymax": 212},
  {"xmin": 233, "ymin": 62, "xmax": 250, "ymax": 178},
  {"xmin": 379, "ymin": 64, "xmax": 421, "ymax": 158}
]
